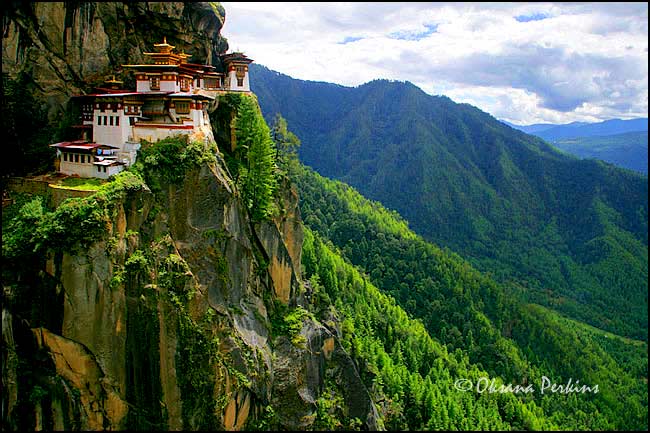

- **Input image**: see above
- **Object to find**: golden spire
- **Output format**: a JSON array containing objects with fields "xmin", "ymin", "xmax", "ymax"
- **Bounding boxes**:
[{"xmin": 154, "ymin": 36, "xmax": 175, "ymax": 53}]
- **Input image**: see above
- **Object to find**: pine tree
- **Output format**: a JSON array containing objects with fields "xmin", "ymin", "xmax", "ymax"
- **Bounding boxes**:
[
  {"xmin": 234, "ymin": 95, "xmax": 278, "ymax": 220},
  {"xmin": 270, "ymin": 112, "xmax": 301, "ymax": 166}
]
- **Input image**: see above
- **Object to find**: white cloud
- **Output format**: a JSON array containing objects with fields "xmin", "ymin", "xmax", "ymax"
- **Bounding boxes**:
[{"xmin": 221, "ymin": 2, "xmax": 648, "ymax": 125}]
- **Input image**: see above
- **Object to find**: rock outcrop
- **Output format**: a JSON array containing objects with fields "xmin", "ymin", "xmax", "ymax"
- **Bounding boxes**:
[
  {"xmin": 31, "ymin": 327, "xmax": 129, "ymax": 430},
  {"xmin": 2, "ymin": 1, "xmax": 228, "ymax": 121}
]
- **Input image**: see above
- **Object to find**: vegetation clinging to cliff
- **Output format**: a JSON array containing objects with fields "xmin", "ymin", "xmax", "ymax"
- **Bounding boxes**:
[
  {"xmin": 132, "ymin": 135, "xmax": 217, "ymax": 191},
  {"xmin": 231, "ymin": 94, "xmax": 279, "ymax": 221},
  {"xmin": 2, "ymin": 171, "xmax": 147, "ymax": 260}
]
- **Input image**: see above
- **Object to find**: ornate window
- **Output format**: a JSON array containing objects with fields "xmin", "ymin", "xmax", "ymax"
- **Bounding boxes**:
[
  {"xmin": 235, "ymin": 65, "xmax": 246, "ymax": 87},
  {"xmin": 175, "ymin": 101, "xmax": 190, "ymax": 114},
  {"xmin": 180, "ymin": 77, "xmax": 190, "ymax": 92},
  {"xmin": 150, "ymin": 76, "xmax": 160, "ymax": 90},
  {"xmin": 204, "ymin": 77, "xmax": 219, "ymax": 89}
]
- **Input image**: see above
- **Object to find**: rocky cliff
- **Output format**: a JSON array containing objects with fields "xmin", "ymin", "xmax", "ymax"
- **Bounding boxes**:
[
  {"xmin": 2, "ymin": 133, "xmax": 379, "ymax": 430},
  {"xmin": 2, "ymin": 2, "xmax": 381, "ymax": 430}
]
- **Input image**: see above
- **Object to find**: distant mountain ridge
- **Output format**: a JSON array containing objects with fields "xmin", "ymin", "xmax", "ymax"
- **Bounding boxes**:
[
  {"xmin": 553, "ymin": 131, "xmax": 648, "ymax": 175},
  {"xmin": 250, "ymin": 63, "xmax": 648, "ymax": 341},
  {"xmin": 502, "ymin": 120, "xmax": 589, "ymax": 134},
  {"xmin": 505, "ymin": 117, "xmax": 648, "ymax": 141},
  {"xmin": 504, "ymin": 118, "xmax": 648, "ymax": 173}
]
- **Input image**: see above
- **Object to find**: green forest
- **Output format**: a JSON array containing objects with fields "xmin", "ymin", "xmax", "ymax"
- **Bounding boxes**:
[
  {"xmin": 264, "ymin": 107, "xmax": 648, "ymax": 430},
  {"xmin": 290, "ymin": 160, "xmax": 647, "ymax": 430},
  {"xmin": 302, "ymin": 225, "xmax": 649, "ymax": 430},
  {"xmin": 251, "ymin": 64, "xmax": 649, "ymax": 342}
]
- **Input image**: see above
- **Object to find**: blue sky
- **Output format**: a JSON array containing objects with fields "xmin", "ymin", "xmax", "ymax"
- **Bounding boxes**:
[{"xmin": 221, "ymin": 2, "xmax": 648, "ymax": 125}]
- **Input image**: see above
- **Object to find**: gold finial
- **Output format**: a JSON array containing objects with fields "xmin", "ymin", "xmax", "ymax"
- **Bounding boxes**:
[{"xmin": 154, "ymin": 36, "xmax": 175, "ymax": 53}]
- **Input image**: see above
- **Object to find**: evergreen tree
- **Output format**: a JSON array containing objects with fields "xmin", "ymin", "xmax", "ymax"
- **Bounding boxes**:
[
  {"xmin": 234, "ymin": 95, "xmax": 278, "ymax": 220},
  {"xmin": 270, "ymin": 112, "xmax": 301, "ymax": 165}
]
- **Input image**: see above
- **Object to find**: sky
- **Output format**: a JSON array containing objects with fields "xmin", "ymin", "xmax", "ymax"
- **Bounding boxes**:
[{"xmin": 220, "ymin": 2, "xmax": 648, "ymax": 125}]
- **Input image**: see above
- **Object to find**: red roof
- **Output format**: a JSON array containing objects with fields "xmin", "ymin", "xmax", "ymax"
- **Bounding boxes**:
[
  {"xmin": 50, "ymin": 141, "xmax": 119, "ymax": 151},
  {"xmin": 74, "ymin": 91, "xmax": 173, "ymax": 98},
  {"xmin": 221, "ymin": 52, "xmax": 254, "ymax": 64}
]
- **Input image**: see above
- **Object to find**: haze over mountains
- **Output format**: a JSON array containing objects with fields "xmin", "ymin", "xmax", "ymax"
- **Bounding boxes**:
[
  {"xmin": 504, "ymin": 118, "xmax": 649, "ymax": 174},
  {"xmin": 505, "ymin": 118, "xmax": 648, "ymax": 140},
  {"xmin": 551, "ymin": 132, "xmax": 648, "ymax": 175},
  {"xmin": 250, "ymin": 63, "xmax": 648, "ymax": 342}
]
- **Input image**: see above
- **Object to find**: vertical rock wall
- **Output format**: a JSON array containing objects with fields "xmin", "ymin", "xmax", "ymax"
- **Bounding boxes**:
[{"xmin": 2, "ymin": 151, "xmax": 380, "ymax": 429}]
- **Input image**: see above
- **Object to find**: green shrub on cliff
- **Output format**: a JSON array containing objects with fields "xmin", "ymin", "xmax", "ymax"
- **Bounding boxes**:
[
  {"xmin": 270, "ymin": 112, "xmax": 301, "ymax": 167},
  {"xmin": 2, "ymin": 171, "xmax": 146, "ymax": 259},
  {"xmin": 2, "ymin": 194, "xmax": 106, "ymax": 259},
  {"xmin": 2, "ymin": 195, "xmax": 47, "ymax": 259},
  {"xmin": 133, "ymin": 135, "xmax": 217, "ymax": 191}
]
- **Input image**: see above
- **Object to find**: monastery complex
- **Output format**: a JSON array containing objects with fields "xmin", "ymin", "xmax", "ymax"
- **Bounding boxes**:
[{"xmin": 51, "ymin": 38, "xmax": 253, "ymax": 179}]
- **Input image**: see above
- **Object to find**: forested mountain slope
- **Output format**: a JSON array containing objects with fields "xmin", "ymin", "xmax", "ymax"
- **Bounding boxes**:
[
  {"xmin": 293, "ymin": 162, "xmax": 648, "ymax": 430},
  {"xmin": 251, "ymin": 64, "xmax": 649, "ymax": 341}
]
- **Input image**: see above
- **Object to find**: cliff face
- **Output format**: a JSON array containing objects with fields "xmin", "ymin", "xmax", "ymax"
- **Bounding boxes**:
[
  {"xmin": 2, "ymin": 138, "xmax": 379, "ymax": 430},
  {"xmin": 2, "ymin": 1, "xmax": 228, "ymax": 121},
  {"xmin": 2, "ymin": 3, "xmax": 382, "ymax": 429}
]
